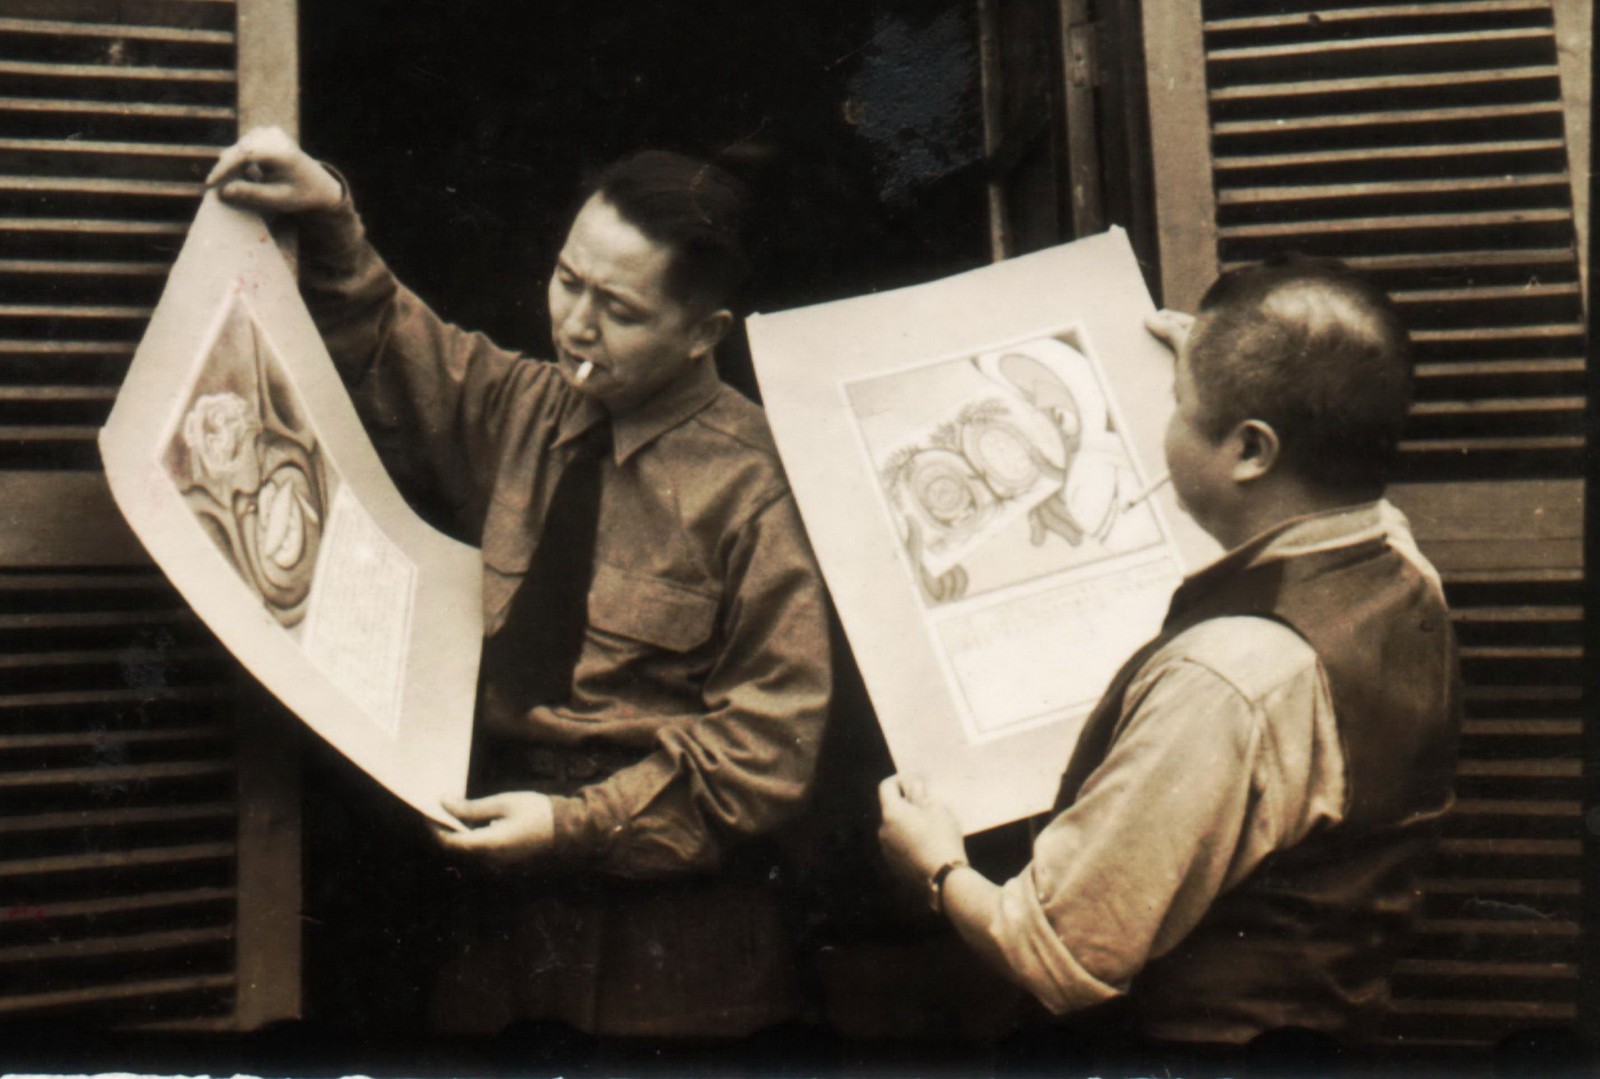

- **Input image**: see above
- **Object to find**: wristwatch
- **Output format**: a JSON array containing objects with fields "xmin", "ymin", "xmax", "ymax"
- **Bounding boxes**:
[{"xmin": 929, "ymin": 858, "xmax": 970, "ymax": 916}]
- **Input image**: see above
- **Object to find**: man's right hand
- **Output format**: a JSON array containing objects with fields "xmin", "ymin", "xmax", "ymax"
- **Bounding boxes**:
[{"xmin": 208, "ymin": 126, "xmax": 344, "ymax": 215}]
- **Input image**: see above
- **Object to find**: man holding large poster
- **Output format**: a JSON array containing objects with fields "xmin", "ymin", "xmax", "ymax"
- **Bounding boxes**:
[
  {"xmin": 210, "ymin": 128, "xmax": 831, "ymax": 1040},
  {"xmin": 879, "ymin": 258, "xmax": 1462, "ymax": 1051}
]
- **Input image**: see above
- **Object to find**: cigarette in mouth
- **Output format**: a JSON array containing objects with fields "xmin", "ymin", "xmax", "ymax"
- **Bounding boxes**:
[
  {"xmin": 1121, "ymin": 472, "xmax": 1171, "ymax": 511},
  {"xmin": 575, "ymin": 360, "xmax": 594, "ymax": 384}
]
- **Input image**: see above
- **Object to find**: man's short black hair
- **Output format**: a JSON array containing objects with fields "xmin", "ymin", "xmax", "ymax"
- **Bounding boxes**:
[
  {"xmin": 1188, "ymin": 254, "xmax": 1412, "ymax": 494},
  {"xmin": 587, "ymin": 150, "xmax": 751, "ymax": 315}
]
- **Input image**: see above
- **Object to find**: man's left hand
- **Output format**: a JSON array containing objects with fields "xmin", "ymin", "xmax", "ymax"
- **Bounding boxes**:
[
  {"xmin": 878, "ymin": 774, "xmax": 967, "ymax": 888},
  {"xmin": 437, "ymin": 791, "xmax": 556, "ymax": 866}
]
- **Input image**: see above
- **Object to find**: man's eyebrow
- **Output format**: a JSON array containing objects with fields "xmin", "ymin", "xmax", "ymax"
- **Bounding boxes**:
[
  {"xmin": 595, "ymin": 281, "xmax": 649, "ymax": 310},
  {"xmin": 554, "ymin": 256, "xmax": 650, "ymax": 309}
]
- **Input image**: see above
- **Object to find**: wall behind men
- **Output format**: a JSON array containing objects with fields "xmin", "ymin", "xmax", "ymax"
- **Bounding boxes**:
[{"xmin": 301, "ymin": 0, "xmax": 992, "ymax": 400}]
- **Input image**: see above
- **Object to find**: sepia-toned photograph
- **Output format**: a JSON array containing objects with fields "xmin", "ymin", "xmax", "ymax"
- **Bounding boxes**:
[{"xmin": 0, "ymin": 0, "xmax": 1593, "ymax": 1077}]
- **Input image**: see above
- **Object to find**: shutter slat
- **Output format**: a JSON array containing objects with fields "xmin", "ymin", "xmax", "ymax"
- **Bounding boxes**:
[
  {"xmin": 1209, "ymin": 27, "xmax": 1552, "ymax": 64},
  {"xmin": 1461, "ymin": 719, "xmax": 1580, "ymax": 736},
  {"xmin": 1226, "ymin": 247, "xmax": 1576, "ymax": 273},
  {"xmin": 0, "ymin": 760, "xmax": 234, "ymax": 790},
  {"xmin": 0, "ymin": 425, "xmax": 102, "ymax": 441},
  {"xmin": 0, "ymin": 304, "xmax": 154, "ymax": 318},
  {"xmin": 0, "ymin": 686, "xmax": 226, "ymax": 710},
  {"xmin": 0, "ymin": 974, "xmax": 234, "ymax": 1018},
  {"xmin": 5, "ymin": 885, "xmax": 233, "ymax": 922},
  {"xmin": 1457, "ymin": 759, "xmax": 1581, "ymax": 778},
  {"xmin": 0, "ymin": 841, "xmax": 236, "ymax": 878},
  {"xmin": 1205, "ymin": 0, "xmax": 1550, "ymax": 32},
  {"xmin": 1408, "ymin": 435, "xmax": 1582, "ymax": 453},
  {"xmin": 1438, "ymin": 838, "xmax": 1581, "ymax": 856},
  {"xmin": 0, "ymin": 95, "xmax": 234, "ymax": 120},
  {"xmin": 0, "ymin": 386, "xmax": 118, "ymax": 402},
  {"xmin": 0, "ymin": 925, "xmax": 232, "ymax": 966},
  {"xmin": 1217, "ymin": 174, "xmax": 1568, "ymax": 205},
  {"xmin": 1415, "ymin": 359, "xmax": 1584, "ymax": 380},
  {"xmin": 0, "ymin": 136, "xmax": 219, "ymax": 159},
  {"xmin": 1215, "ymin": 102, "xmax": 1562, "ymax": 136},
  {"xmin": 0, "ymin": 340, "xmax": 135, "ymax": 355},
  {"xmin": 1451, "ymin": 799, "xmax": 1580, "ymax": 817},
  {"xmin": 0, "ymin": 645, "xmax": 217, "ymax": 669},
  {"xmin": 0, "ymin": 259, "xmax": 168, "ymax": 275},
  {"xmin": 1389, "ymin": 999, "xmax": 1576, "ymax": 1019},
  {"xmin": 1463, "ymin": 685, "xmax": 1578, "ymax": 702},
  {"xmin": 1443, "ymin": 568, "xmax": 1583, "ymax": 585},
  {"xmin": 1456, "ymin": 645, "xmax": 1581, "ymax": 661},
  {"xmin": 1449, "ymin": 602, "xmax": 1582, "ymax": 620},
  {"xmin": 0, "ymin": 727, "xmax": 226, "ymax": 754},
  {"xmin": 1216, "ymin": 139, "xmax": 1566, "ymax": 171},
  {"xmin": 0, "ymin": 217, "xmax": 186, "ymax": 235},
  {"xmin": 1212, "ymin": 67, "xmax": 1559, "ymax": 103},
  {"xmin": 0, "ymin": 570, "xmax": 160, "ymax": 589},
  {"xmin": 0, "ymin": 801, "xmax": 233, "ymax": 835},
  {"xmin": 1415, "ymin": 919, "xmax": 1579, "ymax": 937},
  {"xmin": 1394, "ymin": 959, "xmax": 1578, "ymax": 979},
  {"xmin": 0, "ymin": 17, "xmax": 234, "ymax": 45},
  {"xmin": 1419, "ymin": 877, "xmax": 1579, "ymax": 895},
  {"xmin": 0, "ymin": 610, "xmax": 193, "ymax": 630},
  {"xmin": 0, "ymin": 58, "xmax": 233, "ymax": 83},
  {"xmin": 1412, "ymin": 322, "xmax": 1584, "ymax": 342},
  {"xmin": 1219, "ymin": 208, "xmax": 1570, "ymax": 238},
  {"xmin": 1394, "ymin": 283, "xmax": 1579, "ymax": 303},
  {"xmin": 0, "ymin": 175, "xmax": 202, "ymax": 197}
]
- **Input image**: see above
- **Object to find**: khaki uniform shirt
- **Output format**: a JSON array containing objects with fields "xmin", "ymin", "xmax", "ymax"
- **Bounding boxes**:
[{"xmin": 299, "ymin": 198, "xmax": 831, "ymax": 1036}]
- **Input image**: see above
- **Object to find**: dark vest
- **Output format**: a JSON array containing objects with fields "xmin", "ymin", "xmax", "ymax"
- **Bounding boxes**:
[{"xmin": 1054, "ymin": 522, "xmax": 1461, "ymax": 1044}]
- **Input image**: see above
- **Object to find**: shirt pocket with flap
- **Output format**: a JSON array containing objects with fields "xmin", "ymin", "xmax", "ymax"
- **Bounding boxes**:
[{"xmin": 587, "ymin": 562, "xmax": 719, "ymax": 654}]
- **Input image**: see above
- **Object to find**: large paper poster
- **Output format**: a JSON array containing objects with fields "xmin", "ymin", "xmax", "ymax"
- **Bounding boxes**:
[
  {"xmin": 749, "ymin": 229, "xmax": 1220, "ymax": 833},
  {"xmin": 100, "ymin": 194, "xmax": 482, "ymax": 827}
]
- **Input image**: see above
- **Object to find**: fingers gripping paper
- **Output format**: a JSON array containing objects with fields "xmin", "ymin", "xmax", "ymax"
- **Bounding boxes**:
[
  {"xmin": 748, "ymin": 229, "xmax": 1220, "ymax": 834},
  {"xmin": 100, "ymin": 195, "xmax": 481, "ymax": 827}
]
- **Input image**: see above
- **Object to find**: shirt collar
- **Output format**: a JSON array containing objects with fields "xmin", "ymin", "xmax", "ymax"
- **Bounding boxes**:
[
  {"xmin": 1241, "ymin": 500, "xmax": 1387, "ymax": 569},
  {"xmin": 554, "ymin": 356, "xmax": 723, "ymax": 465},
  {"xmin": 1182, "ymin": 500, "xmax": 1387, "ymax": 590}
]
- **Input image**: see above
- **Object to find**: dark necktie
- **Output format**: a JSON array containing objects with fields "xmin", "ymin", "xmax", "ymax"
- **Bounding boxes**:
[{"xmin": 479, "ymin": 421, "xmax": 611, "ymax": 715}]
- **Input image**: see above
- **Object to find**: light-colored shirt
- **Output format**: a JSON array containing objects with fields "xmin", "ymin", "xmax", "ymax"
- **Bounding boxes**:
[{"xmin": 986, "ymin": 501, "xmax": 1438, "ymax": 1014}]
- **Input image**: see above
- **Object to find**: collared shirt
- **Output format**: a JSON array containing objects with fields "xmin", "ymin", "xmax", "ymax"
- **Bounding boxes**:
[
  {"xmin": 298, "ymin": 198, "xmax": 832, "ymax": 880},
  {"xmin": 986, "ymin": 501, "xmax": 1440, "ymax": 1015}
]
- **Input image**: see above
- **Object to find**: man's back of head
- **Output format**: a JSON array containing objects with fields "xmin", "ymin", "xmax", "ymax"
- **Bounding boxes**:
[{"xmin": 1186, "ymin": 255, "xmax": 1412, "ymax": 502}]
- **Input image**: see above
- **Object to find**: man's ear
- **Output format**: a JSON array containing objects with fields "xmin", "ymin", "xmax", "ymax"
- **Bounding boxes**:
[
  {"xmin": 688, "ymin": 308, "xmax": 734, "ymax": 361},
  {"xmin": 1230, "ymin": 419, "xmax": 1280, "ymax": 483}
]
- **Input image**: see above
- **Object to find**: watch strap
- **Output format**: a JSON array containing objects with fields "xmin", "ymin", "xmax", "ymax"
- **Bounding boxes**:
[{"xmin": 929, "ymin": 858, "xmax": 970, "ymax": 916}]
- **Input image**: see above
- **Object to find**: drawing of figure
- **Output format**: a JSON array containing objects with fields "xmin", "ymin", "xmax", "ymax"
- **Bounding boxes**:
[
  {"xmin": 983, "ymin": 341, "xmax": 1137, "ymax": 551},
  {"xmin": 866, "ymin": 334, "xmax": 1160, "ymax": 607},
  {"xmin": 170, "ymin": 305, "xmax": 330, "ymax": 627}
]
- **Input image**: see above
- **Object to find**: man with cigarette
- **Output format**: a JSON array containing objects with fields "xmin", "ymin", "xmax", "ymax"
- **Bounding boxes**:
[
  {"xmin": 211, "ymin": 128, "xmax": 831, "ymax": 1041},
  {"xmin": 878, "ymin": 257, "xmax": 1461, "ymax": 1054}
]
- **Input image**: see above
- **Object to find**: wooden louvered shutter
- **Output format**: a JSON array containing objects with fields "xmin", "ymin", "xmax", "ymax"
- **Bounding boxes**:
[
  {"xmin": 1, "ymin": 0, "xmax": 300, "ymax": 1029},
  {"xmin": 1141, "ymin": 0, "xmax": 1588, "ymax": 1049}
]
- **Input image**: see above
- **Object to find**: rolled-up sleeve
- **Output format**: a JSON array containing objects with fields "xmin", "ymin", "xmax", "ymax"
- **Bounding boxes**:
[
  {"xmin": 984, "ymin": 621, "xmax": 1339, "ymax": 1014},
  {"xmin": 549, "ymin": 491, "xmax": 832, "ymax": 877}
]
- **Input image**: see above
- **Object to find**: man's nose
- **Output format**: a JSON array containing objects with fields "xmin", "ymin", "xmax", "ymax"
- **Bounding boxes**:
[{"xmin": 560, "ymin": 291, "xmax": 600, "ymax": 342}]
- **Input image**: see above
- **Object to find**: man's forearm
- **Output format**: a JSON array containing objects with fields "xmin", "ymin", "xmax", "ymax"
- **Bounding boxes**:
[{"xmin": 940, "ymin": 865, "xmax": 1013, "ymax": 979}]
